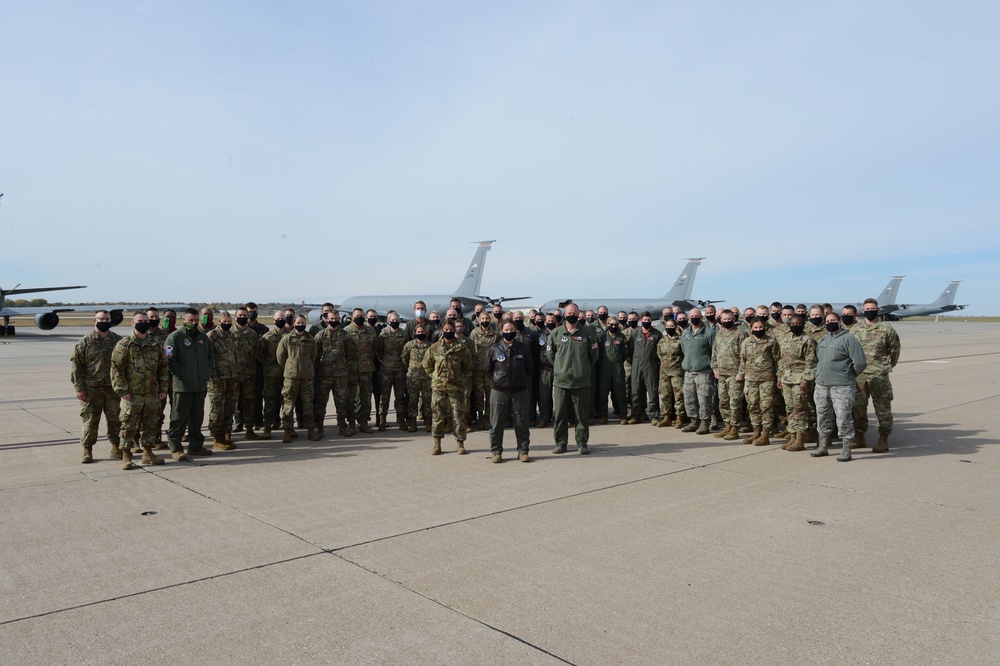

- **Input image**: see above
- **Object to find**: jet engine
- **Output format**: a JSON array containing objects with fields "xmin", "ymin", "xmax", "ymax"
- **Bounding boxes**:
[{"xmin": 34, "ymin": 312, "xmax": 60, "ymax": 330}]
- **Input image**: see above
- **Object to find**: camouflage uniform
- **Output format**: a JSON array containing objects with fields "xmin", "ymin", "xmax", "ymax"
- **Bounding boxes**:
[
  {"xmin": 346, "ymin": 322, "xmax": 377, "ymax": 427},
  {"xmin": 260, "ymin": 328, "xmax": 286, "ymax": 430},
  {"xmin": 777, "ymin": 333, "xmax": 817, "ymax": 436},
  {"xmin": 470, "ymin": 325, "xmax": 500, "ymax": 423},
  {"xmin": 401, "ymin": 338, "xmax": 433, "ymax": 425},
  {"xmin": 710, "ymin": 325, "xmax": 745, "ymax": 428},
  {"xmin": 851, "ymin": 320, "xmax": 901, "ymax": 435},
  {"xmin": 738, "ymin": 333, "xmax": 780, "ymax": 430},
  {"xmin": 597, "ymin": 328, "xmax": 630, "ymax": 421},
  {"xmin": 314, "ymin": 325, "xmax": 352, "ymax": 431},
  {"xmin": 375, "ymin": 325, "xmax": 410, "ymax": 427},
  {"xmin": 423, "ymin": 337, "xmax": 473, "ymax": 443},
  {"xmin": 207, "ymin": 327, "xmax": 239, "ymax": 437},
  {"xmin": 232, "ymin": 326, "xmax": 260, "ymax": 430},
  {"xmin": 111, "ymin": 333, "xmax": 169, "ymax": 449},
  {"xmin": 276, "ymin": 332, "xmax": 318, "ymax": 429},
  {"xmin": 71, "ymin": 330, "xmax": 123, "ymax": 453},
  {"xmin": 656, "ymin": 333, "xmax": 686, "ymax": 423}
]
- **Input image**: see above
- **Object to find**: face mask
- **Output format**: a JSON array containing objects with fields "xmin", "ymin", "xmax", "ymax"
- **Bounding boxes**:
[
  {"xmin": 752, "ymin": 329, "xmax": 766, "ymax": 338},
  {"xmin": 810, "ymin": 316, "xmax": 824, "ymax": 326},
  {"xmin": 415, "ymin": 333, "xmax": 427, "ymax": 341},
  {"xmin": 494, "ymin": 312, "xmax": 503, "ymax": 320},
  {"xmin": 841, "ymin": 315, "xmax": 856, "ymax": 325},
  {"xmin": 771, "ymin": 312, "xmax": 781, "ymax": 321},
  {"xmin": 95, "ymin": 321, "xmax": 112, "ymax": 332},
  {"xmin": 863, "ymin": 311, "xmax": 878, "ymax": 321},
  {"xmin": 565, "ymin": 314, "xmax": 579, "ymax": 325},
  {"xmin": 454, "ymin": 307, "xmax": 462, "ymax": 317},
  {"xmin": 235, "ymin": 317, "xmax": 248, "ymax": 327},
  {"xmin": 641, "ymin": 321, "xmax": 651, "ymax": 329},
  {"xmin": 598, "ymin": 313, "xmax": 608, "ymax": 321},
  {"xmin": 414, "ymin": 310, "xmax": 425, "ymax": 319},
  {"xmin": 385, "ymin": 320, "xmax": 397, "ymax": 329},
  {"xmin": 184, "ymin": 323, "xmax": 198, "ymax": 334},
  {"xmin": 134, "ymin": 322, "xmax": 150, "ymax": 334},
  {"xmin": 502, "ymin": 331, "xmax": 517, "ymax": 341},
  {"xmin": 609, "ymin": 326, "xmax": 619, "ymax": 333},
  {"xmin": 514, "ymin": 320, "xmax": 524, "ymax": 331},
  {"xmin": 248, "ymin": 311, "xmax": 258, "ymax": 321},
  {"xmin": 220, "ymin": 322, "xmax": 232, "ymax": 331},
  {"xmin": 790, "ymin": 325, "xmax": 805, "ymax": 335},
  {"xmin": 353, "ymin": 316, "xmax": 365, "ymax": 326},
  {"xmin": 757, "ymin": 315, "xmax": 769, "ymax": 323},
  {"xmin": 147, "ymin": 318, "xmax": 160, "ymax": 327},
  {"xmin": 321, "ymin": 313, "xmax": 329, "ymax": 320},
  {"xmin": 720, "ymin": 320, "xmax": 734, "ymax": 329},
  {"xmin": 201, "ymin": 314, "xmax": 212, "ymax": 326},
  {"xmin": 546, "ymin": 322, "xmax": 557, "ymax": 330},
  {"xmin": 690, "ymin": 317, "xmax": 702, "ymax": 326},
  {"xmin": 442, "ymin": 330, "xmax": 456, "ymax": 340},
  {"xmin": 677, "ymin": 320, "xmax": 689, "ymax": 329},
  {"xmin": 329, "ymin": 319, "xmax": 340, "ymax": 328},
  {"xmin": 665, "ymin": 328, "xmax": 677, "ymax": 337},
  {"xmin": 706, "ymin": 315, "xmax": 716, "ymax": 324},
  {"xmin": 163, "ymin": 318, "xmax": 174, "ymax": 330},
  {"xmin": 782, "ymin": 316, "xmax": 792, "ymax": 324},
  {"xmin": 628, "ymin": 320, "xmax": 638, "ymax": 329},
  {"xmin": 826, "ymin": 322, "xmax": 840, "ymax": 332},
  {"xmin": 367, "ymin": 317, "xmax": 378, "ymax": 327},
  {"xmin": 293, "ymin": 324, "xmax": 306, "ymax": 333},
  {"xmin": 586, "ymin": 317, "xmax": 595, "ymax": 324},
  {"xmin": 275, "ymin": 320, "xmax": 285, "ymax": 329},
  {"xmin": 481, "ymin": 321, "xmax": 491, "ymax": 328},
  {"xmin": 430, "ymin": 320, "xmax": 440, "ymax": 326}
]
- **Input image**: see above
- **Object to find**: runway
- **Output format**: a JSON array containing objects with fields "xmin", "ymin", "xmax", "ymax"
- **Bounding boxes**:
[{"xmin": 2, "ymin": 322, "xmax": 998, "ymax": 664}]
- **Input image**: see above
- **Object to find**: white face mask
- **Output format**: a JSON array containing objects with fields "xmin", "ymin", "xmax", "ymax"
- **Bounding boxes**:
[{"xmin": 414, "ymin": 310, "xmax": 425, "ymax": 319}]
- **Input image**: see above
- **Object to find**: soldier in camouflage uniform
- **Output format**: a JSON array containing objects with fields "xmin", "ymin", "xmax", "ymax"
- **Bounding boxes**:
[
  {"xmin": 840, "ymin": 304, "xmax": 860, "ymax": 333},
  {"xmin": 375, "ymin": 311, "xmax": 409, "ymax": 431},
  {"xmin": 259, "ymin": 312, "xmax": 288, "ymax": 439},
  {"xmin": 710, "ymin": 309, "xmax": 744, "ymax": 440},
  {"xmin": 71, "ymin": 310, "xmax": 123, "ymax": 463},
  {"xmin": 130, "ymin": 306, "xmax": 170, "ymax": 451},
  {"xmin": 776, "ymin": 315, "xmax": 817, "ymax": 452},
  {"xmin": 345, "ymin": 308, "xmax": 377, "ymax": 434},
  {"xmin": 401, "ymin": 323, "xmax": 433, "ymax": 432},
  {"xmin": 423, "ymin": 320, "xmax": 473, "ymax": 455},
  {"xmin": 597, "ymin": 317, "xmax": 630, "ymax": 425},
  {"xmin": 232, "ymin": 307, "xmax": 261, "ymax": 441},
  {"xmin": 736, "ymin": 319, "xmax": 780, "ymax": 445},
  {"xmin": 314, "ymin": 309, "xmax": 352, "ymax": 437},
  {"xmin": 111, "ymin": 313, "xmax": 170, "ymax": 469},
  {"xmin": 851, "ymin": 298, "xmax": 902, "ymax": 453},
  {"xmin": 805, "ymin": 305, "xmax": 828, "ymax": 343},
  {"xmin": 470, "ymin": 312, "xmax": 500, "ymax": 430},
  {"xmin": 276, "ymin": 315, "xmax": 321, "ymax": 443},
  {"xmin": 207, "ymin": 311, "xmax": 239, "ymax": 450},
  {"xmin": 656, "ymin": 320, "xmax": 686, "ymax": 429}
]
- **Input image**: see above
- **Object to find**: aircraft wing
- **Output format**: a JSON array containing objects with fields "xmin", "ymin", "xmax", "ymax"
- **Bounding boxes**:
[{"xmin": 1, "ymin": 306, "xmax": 76, "ymax": 317}]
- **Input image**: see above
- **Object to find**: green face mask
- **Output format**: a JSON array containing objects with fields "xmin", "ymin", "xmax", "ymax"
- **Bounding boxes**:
[
  {"xmin": 184, "ymin": 323, "xmax": 198, "ymax": 334},
  {"xmin": 162, "ymin": 318, "xmax": 173, "ymax": 330},
  {"xmin": 200, "ymin": 315, "xmax": 210, "ymax": 326}
]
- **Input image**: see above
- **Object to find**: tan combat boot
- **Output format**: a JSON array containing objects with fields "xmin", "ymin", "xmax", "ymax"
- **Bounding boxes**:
[
  {"xmin": 171, "ymin": 450, "xmax": 189, "ymax": 461},
  {"xmin": 224, "ymin": 431, "xmax": 235, "ymax": 445},
  {"xmin": 785, "ymin": 433, "xmax": 805, "ymax": 452},
  {"xmin": 213, "ymin": 433, "xmax": 235, "ymax": 451},
  {"xmin": 619, "ymin": 418, "xmax": 629, "ymax": 425},
  {"xmin": 408, "ymin": 418, "xmax": 417, "ymax": 433},
  {"xmin": 723, "ymin": 425, "xmax": 741, "ymax": 441},
  {"xmin": 713, "ymin": 424, "xmax": 729, "ymax": 438},
  {"xmin": 245, "ymin": 427, "xmax": 261, "ymax": 440},
  {"xmin": 307, "ymin": 427, "xmax": 321, "ymax": 441},
  {"xmin": 695, "ymin": 419, "xmax": 710, "ymax": 435},
  {"xmin": 872, "ymin": 433, "xmax": 889, "ymax": 453},
  {"xmin": 81, "ymin": 445, "xmax": 93, "ymax": 464},
  {"xmin": 282, "ymin": 429, "xmax": 295, "ymax": 444},
  {"xmin": 743, "ymin": 426, "xmax": 760, "ymax": 444},
  {"xmin": 377, "ymin": 415, "xmax": 387, "ymax": 432},
  {"xmin": 852, "ymin": 431, "xmax": 866, "ymax": 449},
  {"xmin": 658, "ymin": 416, "xmax": 672, "ymax": 428},
  {"xmin": 457, "ymin": 441, "xmax": 467, "ymax": 455},
  {"xmin": 753, "ymin": 428, "xmax": 771, "ymax": 446},
  {"xmin": 674, "ymin": 415, "xmax": 685, "ymax": 429},
  {"xmin": 431, "ymin": 437, "xmax": 442, "ymax": 455},
  {"xmin": 141, "ymin": 446, "xmax": 164, "ymax": 466},
  {"xmin": 682, "ymin": 419, "xmax": 699, "ymax": 433},
  {"xmin": 773, "ymin": 427, "xmax": 789, "ymax": 439},
  {"xmin": 121, "ymin": 448, "xmax": 134, "ymax": 471}
]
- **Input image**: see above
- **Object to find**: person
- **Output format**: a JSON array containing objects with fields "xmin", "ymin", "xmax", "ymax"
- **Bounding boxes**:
[
  {"xmin": 736, "ymin": 318, "xmax": 780, "ymax": 445},
  {"xmin": 313, "ymin": 308, "xmax": 352, "ymax": 437},
  {"xmin": 535, "ymin": 314, "xmax": 557, "ymax": 427},
  {"xmin": 628, "ymin": 311, "xmax": 662, "ymax": 424},
  {"xmin": 243, "ymin": 302, "xmax": 270, "ymax": 431},
  {"xmin": 450, "ymin": 297, "xmax": 474, "ymax": 334},
  {"xmin": 374, "ymin": 310, "xmax": 409, "ymax": 431},
  {"xmin": 276, "ymin": 315, "xmax": 321, "ymax": 443},
  {"xmin": 811, "ymin": 313, "xmax": 868, "ymax": 461},
  {"xmin": 308, "ymin": 303, "xmax": 336, "ymax": 336},
  {"xmin": 680, "ymin": 307, "xmax": 716, "ymax": 434},
  {"xmin": 485, "ymin": 320, "xmax": 533, "ymax": 462},
  {"xmin": 259, "ymin": 311, "xmax": 288, "ymax": 439},
  {"xmin": 206, "ymin": 311, "xmax": 239, "ymax": 450},
  {"xmin": 345, "ymin": 307, "xmax": 377, "ymax": 433},
  {"xmin": 423, "ymin": 320, "xmax": 473, "ymax": 455},
  {"xmin": 777, "ymin": 314, "xmax": 817, "ymax": 452},
  {"xmin": 400, "ymin": 323, "xmax": 433, "ymax": 432},
  {"xmin": 141, "ymin": 306, "xmax": 171, "ymax": 449},
  {"xmin": 512, "ymin": 310, "xmax": 539, "ymax": 423},
  {"xmin": 405, "ymin": 300, "xmax": 434, "ymax": 340},
  {"xmin": 840, "ymin": 304, "xmax": 859, "ymax": 332},
  {"xmin": 806, "ymin": 304, "xmax": 828, "ymax": 343},
  {"xmin": 111, "ymin": 312, "xmax": 170, "ymax": 469},
  {"xmin": 656, "ymin": 318, "xmax": 686, "ymax": 428},
  {"xmin": 198, "ymin": 306, "xmax": 215, "ymax": 333},
  {"xmin": 597, "ymin": 316, "xmax": 630, "ymax": 425},
  {"xmin": 71, "ymin": 310, "xmax": 123, "ymax": 463},
  {"xmin": 546, "ymin": 304, "xmax": 599, "ymax": 455},
  {"xmin": 711, "ymin": 309, "xmax": 745, "ymax": 440},
  {"xmin": 165, "ymin": 308, "xmax": 215, "ymax": 457},
  {"xmin": 231, "ymin": 307, "xmax": 261, "ymax": 441},
  {"xmin": 653, "ymin": 307, "xmax": 673, "ymax": 334},
  {"xmin": 851, "ymin": 298, "xmax": 902, "ymax": 452},
  {"xmin": 470, "ymin": 311, "xmax": 500, "ymax": 430}
]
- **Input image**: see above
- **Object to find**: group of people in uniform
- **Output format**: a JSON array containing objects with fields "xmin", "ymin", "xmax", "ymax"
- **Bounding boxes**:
[{"xmin": 70, "ymin": 295, "xmax": 900, "ymax": 468}]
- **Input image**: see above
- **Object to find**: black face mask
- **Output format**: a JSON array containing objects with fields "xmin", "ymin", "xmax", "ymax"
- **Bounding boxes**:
[
  {"xmin": 389, "ymin": 320, "xmax": 400, "ymax": 329},
  {"xmin": 641, "ymin": 321, "xmax": 651, "ymax": 329},
  {"xmin": 502, "ymin": 331, "xmax": 517, "ymax": 341},
  {"xmin": 294, "ymin": 324, "xmax": 306, "ymax": 333},
  {"xmin": 134, "ymin": 322, "xmax": 150, "ymax": 334},
  {"xmin": 96, "ymin": 321, "xmax": 112, "ymax": 332},
  {"xmin": 565, "ymin": 314, "xmax": 579, "ymax": 325},
  {"xmin": 790, "ymin": 325, "xmax": 805, "ymax": 335},
  {"xmin": 757, "ymin": 315, "xmax": 769, "ymax": 323},
  {"xmin": 609, "ymin": 326, "xmax": 619, "ymax": 333},
  {"xmin": 863, "ymin": 311, "xmax": 878, "ymax": 321},
  {"xmin": 248, "ymin": 311, "xmax": 258, "ymax": 321},
  {"xmin": 676, "ymin": 320, "xmax": 689, "ymax": 329},
  {"xmin": 220, "ymin": 322, "xmax": 232, "ymax": 331},
  {"xmin": 546, "ymin": 322, "xmax": 557, "ymax": 330},
  {"xmin": 415, "ymin": 333, "xmax": 427, "ymax": 341},
  {"xmin": 826, "ymin": 322, "xmax": 840, "ymax": 332},
  {"xmin": 321, "ymin": 313, "xmax": 329, "ymax": 320},
  {"xmin": 841, "ymin": 315, "xmax": 856, "ymax": 325},
  {"xmin": 442, "ymin": 330, "xmax": 456, "ymax": 340},
  {"xmin": 706, "ymin": 315, "xmax": 716, "ymax": 323},
  {"xmin": 771, "ymin": 312, "xmax": 781, "ymax": 321},
  {"xmin": 690, "ymin": 317, "xmax": 702, "ymax": 326},
  {"xmin": 514, "ymin": 320, "xmax": 524, "ymax": 331},
  {"xmin": 481, "ymin": 321, "xmax": 491, "ymax": 328},
  {"xmin": 353, "ymin": 316, "xmax": 365, "ymax": 326},
  {"xmin": 329, "ymin": 319, "xmax": 340, "ymax": 328},
  {"xmin": 235, "ymin": 317, "xmax": 248, "ymax": 327},
  {"xmin": 274, "ymin": 320, "xmax": 285, "ymax": 329},
  {"xmin": 586, "ymin": 317, "xmax": 595, "ymax": 324},
  {"xmin": 598, "ymin": 313, "xmax": 608, "ymax": 321},
  {"xmin": 720, "ymin": 320, "xmax": 734, "ymax": 329},
  {"xmin": 665, "ymin": 328, "xmax": 677, "ymax": 337},
  {"xmin": 147, "ymin": 318, "xmax": 160, "ymax": 327},
  {"xmin": 628, "ymin": 320, "xmax": 638, "ymax": 329},
  {"xmin": 809, "ymin": 316, "xmax": 824, "ymax": 327},
  {"xmin": 752, "ymin": 329, "xmax": 766, "ymax": 338},
  {"xmin": 367, "ymin": 317, "xmax": 378, "ymax": 327}
]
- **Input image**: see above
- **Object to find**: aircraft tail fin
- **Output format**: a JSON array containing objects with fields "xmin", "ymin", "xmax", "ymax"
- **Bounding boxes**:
[
  {"xmin": 932, "ymin": 281, "xmax": 961, "ymax": 307},
  {"xmin": 876, "ymin": 276, "xmax": 905, "ymax": 306},
  {"xmin": 451, "ymin": 240, "xmax": 495, "ymax": 299},
  {"xmin": 661, "ymin": 258, "xmax": 704, "ymax": 303}
]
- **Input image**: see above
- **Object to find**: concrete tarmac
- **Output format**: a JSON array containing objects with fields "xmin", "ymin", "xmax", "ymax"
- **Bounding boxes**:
[{"xmin": 1, "ymin": 322, "xmax": 998, "ymax": 664}]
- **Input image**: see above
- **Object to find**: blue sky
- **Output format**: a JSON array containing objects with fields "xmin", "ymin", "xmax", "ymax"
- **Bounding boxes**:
[{"xmin": 2, "ymin": 1, "xmax": 997, "ymax": 314}]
